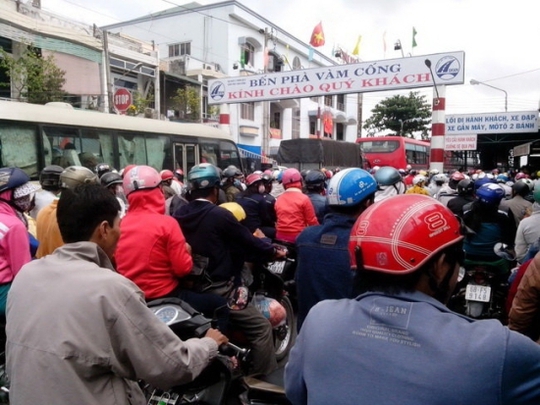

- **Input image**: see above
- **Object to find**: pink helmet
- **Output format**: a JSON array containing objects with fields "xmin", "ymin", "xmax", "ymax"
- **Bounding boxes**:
[
  {"xmin": 160, "ymin": 169, "xmax": 174, "ymax": 181},
  {"xmin": 123, "ymin": 165, "xmax": 162, "ymax": 196},
  {"xmin": 246, "ymin": 173, "xmax": 264, "ymax": 187},
  {"xmin": 282, "ymin": 168, "xmax": 302, "ymax": 187},
  {"xmin": 515, "ymin": 172, "xmax": 529, "ymax": 181}
]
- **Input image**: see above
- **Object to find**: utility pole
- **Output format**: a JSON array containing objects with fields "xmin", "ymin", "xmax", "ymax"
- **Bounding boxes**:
[{"xmin": 262, "ymin": 27, "xmax": 270, "ymax": 157}]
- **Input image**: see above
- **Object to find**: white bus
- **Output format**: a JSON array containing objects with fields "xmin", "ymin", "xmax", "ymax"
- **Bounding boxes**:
[{"xmin": 0, "ymin": 101, "xmax": 243, "ymax": 178}]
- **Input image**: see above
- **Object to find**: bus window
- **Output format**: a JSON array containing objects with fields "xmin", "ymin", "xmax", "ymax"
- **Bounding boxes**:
[
  {"xmin": 145, "ymin": 136, "xmax": 167, "ymax": 171},
  {"xmin": 0, "ymin": 123, "xmax": 40, "ymax": 178},
  {"xmin": 43, "ymin": 126, "xmax": 82, "ymax": 168},
  {"xmin": 174, "ymin": 143, "xmax": 198, "ymax": 174},
  {"xmin": 118, "ymin": 134, "xmax": 147, "ymax": 169},
  {"xmin": 81, "ymin": 129, "xmax": 113, "ymax": 170}
]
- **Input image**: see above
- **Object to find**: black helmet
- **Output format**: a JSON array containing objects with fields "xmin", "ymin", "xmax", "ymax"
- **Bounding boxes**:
[
  {"xmin": 304, "ymin": 170, "xmax": 326, "ymax": 190},
  {"xmin": 374, "ymin": 166, "xmax": 402, "ymax": 186},
  {"xmin": 0, "ymin": 167, "xmax": 32, "ymax": 194},
  {"xmin": 187, "ymin": 163, "xmax": 221, "ymax": 190},
  {"xmin": 300, "ymin": 169, "xmax": 311, "ymax": 180},
  {"xmin": 39, "ymin": 165, "xmax": 64, "ymax": 190},
  {"xmin": 96, "ymin": 163, "xmax": 112, "ymax": 178},
  {"xmin": 222, "ymin": 165, "xmax": 242, "ymax": 179},
  {"xmin": 100, "ymin": 172, "xmax": 123, "ymax": 189},
  {"xmin": 457, "ymin": 179, "xmax": 474, "ymax": 195},
  {"xmin": 512, "ymin": 179, "xmax": 531, "ymax": 197}
]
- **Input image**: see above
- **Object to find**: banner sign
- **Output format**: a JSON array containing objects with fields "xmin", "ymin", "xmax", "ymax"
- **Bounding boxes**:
[
  {"xmin": 208, "ymin": 51, "xmax": 465, "ymax": 104},
  {"xmin": 444, "ymin": 134, "xmax": 477, "ymax": 151},
  {"xmin": 446, "ymin": 111, "xmax": 538, "ymax": 135}
]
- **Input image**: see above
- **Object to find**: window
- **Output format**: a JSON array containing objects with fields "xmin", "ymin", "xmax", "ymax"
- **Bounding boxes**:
[
  {"xmin": 337, "ymin": 94, "xmax": 345, "ymax": 111},
  {"xmin": 271, "ymin": 110, "xmax": 281, "ymax": 129},
  {"xmin": 240, "ymin": 102, "xmax": 255, "ymax": 120},
  {"xmin": 0, "ymin": 123, "xmax": 40, "ymax": 177},
  {"xmin": 169, "ymin": 42, "xmax": 191, "ymax": 57},
  {"xmin": 240, "ymin": 42, "xmax": 255, "ymax": 67},
  {"xmin": 324, "ymin": 95, "xmax": 333, "ymax": 107},
  {"xmin": 292, "ymin": 108, "xmax": 300, "ymax": 139}
]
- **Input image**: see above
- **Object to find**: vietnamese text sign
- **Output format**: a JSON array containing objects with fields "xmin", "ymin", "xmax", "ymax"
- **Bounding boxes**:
[
  {"xmin": 445, "ymin": 134, "xmax": 477, "ymax": 151},
  {"xmin": 209, "ymin": 51, "xmax": 465, "ymax": 104},
  {"xmin": 446, "ymin": 111, "xmax": 538, "ymax": 135}
]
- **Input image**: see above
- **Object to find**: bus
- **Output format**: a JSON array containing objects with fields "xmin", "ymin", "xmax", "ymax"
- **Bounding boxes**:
[
  {"xmin": 356, "ymin": 136, "xmax": 479, "ymax": 171},
  {"xmin": 0, "ymin": 101, "xmax": 243, "ymax": 179}
]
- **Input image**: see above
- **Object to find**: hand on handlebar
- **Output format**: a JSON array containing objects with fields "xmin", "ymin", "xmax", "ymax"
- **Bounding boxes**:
[{"xmin": 205, "ymin": 328, "xmax": 229, "ymax": 346}]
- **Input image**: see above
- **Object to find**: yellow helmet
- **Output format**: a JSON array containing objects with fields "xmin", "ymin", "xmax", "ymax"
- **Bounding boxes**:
[{"xmin": 219, "ymin": 202, "xmax": 246, "ymax": 222}]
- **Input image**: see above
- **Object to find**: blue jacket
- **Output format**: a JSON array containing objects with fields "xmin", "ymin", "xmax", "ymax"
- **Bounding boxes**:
[
  {"xmin": 306, "ymin": 192, "xmax": 329, "ymax": 224},
  {"xmin": 295, "ymin": 213, "xmax": 356, "ymax": 331},
  {"xmin": 285, "ymin": 291, "xmax": 540, "ymax": 405}
]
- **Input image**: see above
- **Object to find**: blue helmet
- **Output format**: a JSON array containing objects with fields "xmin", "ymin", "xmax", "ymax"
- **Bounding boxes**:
[
  {"xmin": 473, "ymin": 176, "xmax": 494, "ymax": 191},
  {"xmin": 0, "ymin": 167, "xmax": 31, "ymax": 193},
  {"xmin": 374, "ymin": 166, "xmax": 402, "ymax": 186},
  {"xmin": 476, "ymin": 183, "xmax": 505, "ymax": 205},
  {"xmin": 326, "ymin": 168, "xmax": 377, "ymax": 206},
  {"xmin": 187, "ymin": 163, "xmax": 221, "ymax": 190}
]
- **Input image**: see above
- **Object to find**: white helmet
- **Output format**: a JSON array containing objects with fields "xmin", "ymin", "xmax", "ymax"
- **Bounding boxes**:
[
  {"xmin": 413, "ymin": 174, "xmax": 427, "ymax": 186},
  {"xmin": 433, "ymin": 173, "xmax": 447, "ymax": 183}
]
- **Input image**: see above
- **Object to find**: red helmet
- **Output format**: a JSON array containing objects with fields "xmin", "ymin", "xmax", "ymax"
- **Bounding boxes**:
[
  {"xmin": 123, "ymin": 165, "xmax": 162, "ymax": 196},
  {"xmin": 325, "ymin": 170, "xmax": 333, "ymax": 179},
  {"xmin": 450, "ymin": 171, "xmax": 465, "ymax": 182},
  {"xmin": 246, "ymin": 173, "xmax": 263, "ymax": 187},
  {"xmin": 282, "ymin": 168, "xmax": 302, "ymax": 187},
  {"xmin": 349, "ymin": 194, "xmax": 463, "ymax": 274},
  {"xmin": 160, "ymin": 169, "xmax": 174, "ymax": 181}
]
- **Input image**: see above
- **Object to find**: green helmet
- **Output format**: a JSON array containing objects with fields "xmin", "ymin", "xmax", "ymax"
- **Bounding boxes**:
[{"xmin": 187, "ymin": 163, "xmax": 221, "ymax": 190}]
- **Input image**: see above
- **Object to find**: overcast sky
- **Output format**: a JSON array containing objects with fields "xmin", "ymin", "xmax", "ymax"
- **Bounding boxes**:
[{"xmin": 41, "ymin": 0, "xmax": 540, "ymax": 124}]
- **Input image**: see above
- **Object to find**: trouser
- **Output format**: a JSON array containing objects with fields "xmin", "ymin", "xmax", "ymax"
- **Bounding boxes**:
[{"xmin": 206, "ymin": 282, "xmax": 278, "ymax": 376}]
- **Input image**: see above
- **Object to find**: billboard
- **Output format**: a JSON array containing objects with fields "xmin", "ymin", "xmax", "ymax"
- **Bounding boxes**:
[
  {"xmin": 208, "ymin": 51, "xmax": 465, "ymax": 104},
  {"xmin": 446, "ymin": 111, "xmax": 538, "ymax": 135}
]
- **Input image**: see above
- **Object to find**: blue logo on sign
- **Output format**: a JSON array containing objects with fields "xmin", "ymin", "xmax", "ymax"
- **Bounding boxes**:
[
  {"xmin": 435, "ymin": 56, "xmax": 461, "ymax": 80},
  {"xmin": 210, "ymin": 82, "xmax": 225, "ymax": 101}
]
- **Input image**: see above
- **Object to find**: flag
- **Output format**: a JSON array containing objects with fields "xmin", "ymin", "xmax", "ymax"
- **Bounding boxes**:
[
  {"xmin": 323, "ymin": 111, "xmax": 333, "ymax": 135},
  {"xmin": 310, "ymin": 22, "xmax": 325, "ymax": 47},
  {"xmin": 412, "ymin": 27, "xmax": 418, "ymax": 48},
  {"xmin": 352, "ymin": 35, "xmax": 362, "ymax": 56}
]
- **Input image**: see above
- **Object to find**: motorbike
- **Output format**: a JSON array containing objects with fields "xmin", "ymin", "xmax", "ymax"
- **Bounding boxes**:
[
  {"xmin": 448, "ymin": 243, "xmax": 515, "ymax": 323},
  {"xmin": 144, "ymin": 297, "xmax": 291, "ymax": 405}
]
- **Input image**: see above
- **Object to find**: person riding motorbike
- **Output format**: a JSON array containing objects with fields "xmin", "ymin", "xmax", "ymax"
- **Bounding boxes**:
[
  {"xmin": 374, "ymin": 166, "xmax": 406, "ymax": 202},
  {"xmin": 500, "ymin": 179, "xmax": 533, "ymax": 227},
  {"xmin": 405, "ymin": 174, "xmax": 430, "ymax": 195},
  {"xmin": 174, "ymin": 163, "xmax": 286, "ymax": 376},
  {"xmin": 275, "ymin": 168, "xmax": 319, "ymax": 243},
  {"xmin": 100, "ymin": 171, "xmax": 127, "ymax": 217},
  {"xmin": 438, "ymin": 171, "xmax": 465, "ymax": 206},
  {"xmin": 447, "ymin": 178, "xmax": 475, "ymax": 218},
  {"xmin": 221, "ymin": 165, "xmax": 244, "ymax": 202},
  {"xmin": 514, "ymin": 183, "xmax": 540, "ymax": 263},
  {"xmin": 30, "ymin": 165, "xmax": 63, "ymax": 220},
  {"xmin": 462, "ymin": 183, "xmax": 516, "ymax": 264},
  {"xmin": 304, "ymin": 170, "xmax": 329, "ymax": 223},
  {"xmin": 295, "ymin": 168, "xmax": 377, "ymax": 331}
]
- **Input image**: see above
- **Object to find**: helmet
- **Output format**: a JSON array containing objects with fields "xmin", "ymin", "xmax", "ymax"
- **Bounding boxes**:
[
  {"xmin": 496, "ymin": 174, "xmax": 509, "ymax": 183},
  {"xmin": 122, "ymin": 165, "xmax": 161, "ymax": 196},
  {"xmin": 349, "ymin": 194, "xmax": 463, "ymax": 273},
  {"xmin": 418, "ymin": 170, "xmax": 428, "ymax": 177},
  {"xmin": 413, "ymin": 174, "xmax": 427, "ymax": 186},
  {"xmin": 276, "ymin": 170, "xmax": 284, "ymax": 183},
  {"xmin": 326, "ymin": 168, "xmax": 377, "ymax": 207},
  {"xmin": 429, "ymin": 169, "xmax": 440, "ymax": 175},
  {"xmin": 476, "ymin": 183, "xmax": 505, "ymax": 205},
  {"xmin": 374, "ymin": 166, "xmax": 401, "ymax": 186},
  {"xmin": 325, "ymin": 170, "xmax": 333, "ymax": 179},
  {"xmin": 100, "ymin": 172, "xmax": 123, "ymax": 188},
  {"xmin": 457, "ymin": 179, "xmax": 474, "ymax": 195},
  {"xmin": 223, "ymin": 165, "xmax": 242, "ymax": 179},
  {"xmin": 262, "ymin": 170, "xmax": 273, "ymax": 184},
  {"xmin": 515, "ymin": 172, "xmax": 529, "ymax": 181},
  {"xmin": 512, "ymin": 179, "xmax": 531, "ymax": 197},
  {"xmin": 282, "ymin": 168, "xmax": 302, "ymax": 187},
  {"xmin": 450, "ymin": 171, "xmax": 465, "ymax": 182},
  {"xmin": 60, "ymin": 166, "xmax": 99, "ymax": 190},
  {"xmin": 406, "ymin": 164, "xmax": 412, "ymax": 171},
  {"xmin": 473, "ymin": 176, "xmax": 494, "ymax": 191},
  {"xmin": 0, "ymin": 167, "xmax": 35, "ymax": 194},
  {"xmin": 246, "ymin": 172, "xmax": 263, "ymax": 187},
  {"xmin": 187, "ymin": 163, "xmax": 221, "ymax": 190},
  {"xmin": 433, "ymin": 173, "xmax": 447, "ymax": 183},
  {"xmin": 160, "ymin": 169, "xmax": 174, "ymax": 181},
  {"xmin": 39, "ymin": 165, "xmax": 64, "ymax": 190},
  {"xmin": 219, "ymin": 202, "xmax": 246, "ymax": 221},
  {"xmin": 304, "ymin": 170, "xmax": 326, "ymax": 189},
  {"xmin": 95, "ymin": 163, "xmax": 111, "ymax": 178},
  {"xmin": 300, "ymin": 169, "xmax": 311, "ymax": 180},
  {"xmin": 174, "ymin": 168, "xmax": 184, "ymax": 181}
]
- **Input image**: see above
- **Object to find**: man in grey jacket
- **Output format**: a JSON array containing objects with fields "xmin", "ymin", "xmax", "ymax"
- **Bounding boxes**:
[{"xmin": 6, "ymin": 183, "xmax": 227, "ymax": 405}]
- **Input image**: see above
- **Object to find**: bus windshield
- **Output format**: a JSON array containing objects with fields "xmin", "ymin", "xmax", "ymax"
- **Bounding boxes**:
[{"xmin": 358, "ymin": 140, "xmax": 401, "ymax": 153}]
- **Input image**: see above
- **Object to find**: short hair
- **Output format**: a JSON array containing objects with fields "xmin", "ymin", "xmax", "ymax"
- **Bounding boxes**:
[{"xmin": 57, "ymin": 184, "xmax": 120, "ymax": 243}]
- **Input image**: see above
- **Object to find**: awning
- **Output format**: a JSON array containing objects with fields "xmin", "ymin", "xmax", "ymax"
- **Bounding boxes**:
[
  {"xmin": 272, "ymin": 99, "xmax": 299, "ymax": 109},
  {"xmin": 238, "ymin": 144, "xmax": 262, "ymax": 155},
  {"xmin": 239, "ymin": 125, "xmax": 259, "ymax": 137},
  {"xmin": 164, "ymin": 71, "xmax": 202, "ymax": 86}
]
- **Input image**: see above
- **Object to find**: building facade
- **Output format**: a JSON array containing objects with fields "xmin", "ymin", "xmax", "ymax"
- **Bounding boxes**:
[{"xmin": 102, "ymin": 0, "xmax": 362, "ymax": 158}]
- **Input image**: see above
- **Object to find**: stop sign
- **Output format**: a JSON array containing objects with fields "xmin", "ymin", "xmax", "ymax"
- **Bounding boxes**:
[{"xmin": 113, "ymin": 88, "xmax": 132, "ymax": 112}]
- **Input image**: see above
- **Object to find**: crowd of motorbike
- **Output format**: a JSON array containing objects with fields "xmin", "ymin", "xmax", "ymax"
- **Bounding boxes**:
[{"xmin": 2, "ymin": 161, "xmax": 540, "ymax": 405}]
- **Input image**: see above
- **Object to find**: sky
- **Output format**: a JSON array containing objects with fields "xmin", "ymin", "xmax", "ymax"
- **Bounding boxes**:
[{"xmin": 39, "ymin": 0, "xmax": 540, "ymax": 130}]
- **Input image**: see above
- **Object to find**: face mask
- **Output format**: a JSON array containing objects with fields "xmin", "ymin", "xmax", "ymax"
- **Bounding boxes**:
[
  {"xmin": 258, "ymin": 185, "xmax": 266, "ymax": 194},
  {"xmin": 13, "ymin": 195, "xmax": 32, "ymax": 212}
]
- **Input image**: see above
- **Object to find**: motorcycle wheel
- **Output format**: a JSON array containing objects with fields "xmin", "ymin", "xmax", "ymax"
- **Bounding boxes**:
[{"xmin": 274, "ymin": 296, "xmax": 296, "ymax": 362}]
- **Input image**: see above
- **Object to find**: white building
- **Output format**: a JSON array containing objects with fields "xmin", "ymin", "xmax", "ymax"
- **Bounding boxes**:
[{"xmin": 103, "ymin": 0, "xmax": 362, "ymax": 158}]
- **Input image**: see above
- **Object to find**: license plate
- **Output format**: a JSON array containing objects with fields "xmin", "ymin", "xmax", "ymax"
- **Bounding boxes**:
[
  {"xmin": 465, "ymin": 284, "xmax": 491, "ymax": 302},
  {"xmin": 268, "ymin": 261, "xmax": 285, "ymax": 274}
]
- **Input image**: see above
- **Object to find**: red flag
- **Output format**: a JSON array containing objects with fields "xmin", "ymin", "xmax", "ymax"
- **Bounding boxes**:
[
  {"xmin": 323, "ymin": 111, "xmax": 333, "ymax": 135},
  {"xmin": 310, "ymin": 22, "xmax": 325, "ymax": 47}
]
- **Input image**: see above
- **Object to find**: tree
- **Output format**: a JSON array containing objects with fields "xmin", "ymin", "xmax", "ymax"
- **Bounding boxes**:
[
  {"xmin": 171, "ymin": 86, "xmax": 201, "ymax": 122},
  {"xmin": 362, "ymin": 91, "xmax": 432, "ymax": 139},
  {"xmin": 0, "ymin": 45, "xmax": 66, "ymax": 104}
]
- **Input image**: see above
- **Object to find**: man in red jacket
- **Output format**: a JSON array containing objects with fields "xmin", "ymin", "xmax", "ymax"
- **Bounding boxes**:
[{"xmin": 115, "ymin": 165, "xmax": 229, "ymax": 330}]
